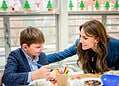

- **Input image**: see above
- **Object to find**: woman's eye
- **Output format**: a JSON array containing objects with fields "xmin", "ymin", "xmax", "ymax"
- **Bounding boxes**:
[
  {"xmin": 80, "ymin": 35, "xmax": 88, "ymax": 40},
  {"xmin": 84, "ymin": 37, "xmax": 88, "ymax": 40}
]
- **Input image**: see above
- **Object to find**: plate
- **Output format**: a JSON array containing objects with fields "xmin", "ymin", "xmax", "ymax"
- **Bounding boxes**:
[
  {"xmin": 70, "ymin": 78, "xmax": 103, "ymax": 86},
  {"xmin": 29, "ymin": 79, "xmax": 52, "ymax": 86},
  {"xmin": 79, "ymin": 78, "xmax": 103, "ymax": 86}
]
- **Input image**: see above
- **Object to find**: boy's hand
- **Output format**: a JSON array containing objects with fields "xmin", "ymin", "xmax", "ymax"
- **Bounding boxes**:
[{"xmin": 31, "ymin": 66, "xmax": 50, "ymax": 80}]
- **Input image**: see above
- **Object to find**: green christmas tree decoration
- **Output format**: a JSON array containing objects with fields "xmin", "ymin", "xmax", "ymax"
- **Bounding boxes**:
[
  {"xmin": 104, "ymin": 1, "xmax": 110, "ymax": 10},
  {"xmin": 23, "ymin": 0, "xmax": 31, "ymax": 10},
  {"xmin": 69, "ymin": 0, "xmax": 74, "ymax": 10},
  {"xmin": 47, "ymin": 0, "xmax": 53, "ymax": 11},
  {"xmin": 114, "ymin": 0, "xmax": 119, "ymax": 10},
  {"xmin": 80, "ymin": 1, "xmax": 85, "ymax": 10},
  {"xmin": 1, "ymin": 0, "xmax": 8, "ymax": 11},
  {"xmin": 95, "ymin": 0, "xmax": 100, "ymax": 10}
]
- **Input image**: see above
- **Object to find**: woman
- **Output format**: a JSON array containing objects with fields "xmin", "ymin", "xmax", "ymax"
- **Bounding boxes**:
[
  {"xmin": 77, "ymin": 20, "xmax": 109, "ymax": 73},
  {"xmin": 47, "ymin": 20, "xmax": 119, "ymax": 74}
]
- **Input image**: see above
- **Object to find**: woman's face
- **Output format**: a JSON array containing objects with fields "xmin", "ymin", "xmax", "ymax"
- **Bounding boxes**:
[{"xmin": 79, "ymin": 28, "xmax": 98, "ymax": 50}]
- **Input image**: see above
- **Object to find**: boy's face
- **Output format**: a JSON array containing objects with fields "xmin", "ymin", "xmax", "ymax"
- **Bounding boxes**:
[{"xmin": 23, "ymin": 43, "xmax": 44, "ymax": 58}]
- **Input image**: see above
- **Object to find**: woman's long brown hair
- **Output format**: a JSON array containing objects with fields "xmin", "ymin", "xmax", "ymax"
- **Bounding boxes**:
[{"xmin": 77, "ymin": 20, "xmax": 110, "ymax": 74}]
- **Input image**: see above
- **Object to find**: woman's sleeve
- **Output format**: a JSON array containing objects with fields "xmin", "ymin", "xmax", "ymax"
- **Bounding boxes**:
[{"xmin": 47, "ymin": 39, "xmax": 79, "ymax": 63}]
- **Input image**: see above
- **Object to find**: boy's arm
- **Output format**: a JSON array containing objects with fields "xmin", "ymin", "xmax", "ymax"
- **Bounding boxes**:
[
  {"xmin": 2, "ymin": 53, "xmax": 29, "ymax": 85},
  {"xmin": 47, "ymin": 39, "xmax": 79, "ymax": 63}
]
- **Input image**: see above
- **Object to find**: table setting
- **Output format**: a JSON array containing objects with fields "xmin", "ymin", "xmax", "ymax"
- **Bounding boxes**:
[{"xmin": 29, "ymin": 65, "xmax": 119, "ymax": 86}]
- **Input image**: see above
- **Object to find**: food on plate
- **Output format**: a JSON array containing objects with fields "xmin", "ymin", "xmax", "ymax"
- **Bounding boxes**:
[
  {"xmin": 80, "ymin": 74, "xmax": 102, "ymax": 86},
  {"xmin": 84, "ymin": 80, "xmax": 101, "ymax": 86},
  {"xmin": 71, "ymin": 73, "xmax": 102, "ymax": 86},
  {"xmin": 51, "ymin": 68, "xmax": 69, "ymax": 86},
  {"xmin": 52, "ymin": 69, "xmax": 60, "ymax": 75},
  {"xmin": 52, "ymin": 67, "xmax": 69, "ymax": 75}
]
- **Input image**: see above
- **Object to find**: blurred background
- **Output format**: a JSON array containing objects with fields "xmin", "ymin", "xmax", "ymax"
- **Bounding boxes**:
[{"xmin": 0, "ymin": 0, "xmax": 119, "ymax": 72}]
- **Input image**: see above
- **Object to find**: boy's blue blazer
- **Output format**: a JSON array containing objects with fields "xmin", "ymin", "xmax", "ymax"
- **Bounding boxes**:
[{"xmin": 2, "ymin": 48, "xmax": 48, "ymax": 86}]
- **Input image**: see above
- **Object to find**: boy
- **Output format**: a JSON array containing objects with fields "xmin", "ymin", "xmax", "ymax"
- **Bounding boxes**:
[{"xmin": 2, "ymin": 26, "xmax": 54, "ymax": 86}]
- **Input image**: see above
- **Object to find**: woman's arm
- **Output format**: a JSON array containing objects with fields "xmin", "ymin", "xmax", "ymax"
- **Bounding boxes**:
[{"xmin": 47, "ymin": 39, "xmax": 79, "ymax": 63}]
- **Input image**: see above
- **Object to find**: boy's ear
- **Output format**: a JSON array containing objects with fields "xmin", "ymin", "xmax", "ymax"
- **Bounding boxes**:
[{"xmin": 22, "ymin": 44, "xmax": 28, "ymax": 49}]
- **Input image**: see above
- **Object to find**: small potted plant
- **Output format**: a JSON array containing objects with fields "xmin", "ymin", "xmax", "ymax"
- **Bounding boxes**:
[
  {"xmin": 47, "ymin": 0, "xmax": 53, "ymax": 11},
  {"xmin": 104, "ymin": 0, "xmax": 110, "ymax": 10},
  {"xmin": 1, "ymin": 0, "xmax": 8, "ymax": 11},
  {"xmin": 80, "ymin": 0, "xmax": 85, "ymax": 10},
  {"xmin": 23, "ymin": 0, "xmax": 31, "ymax": 12},
  {"xmin": 69, "ymin": 0, "xmax": 74, "ymax": 10}
]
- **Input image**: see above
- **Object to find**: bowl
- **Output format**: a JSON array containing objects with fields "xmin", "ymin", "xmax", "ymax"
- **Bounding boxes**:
[{"xmin": 101, "ymin": 74, "xmax": 119, "ymax": 86}]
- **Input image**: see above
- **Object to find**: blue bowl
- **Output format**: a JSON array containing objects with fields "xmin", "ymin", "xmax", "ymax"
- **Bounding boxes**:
[{"xmin": 101, "ymin": 74, "xmax": 119, "ymax": 86}]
